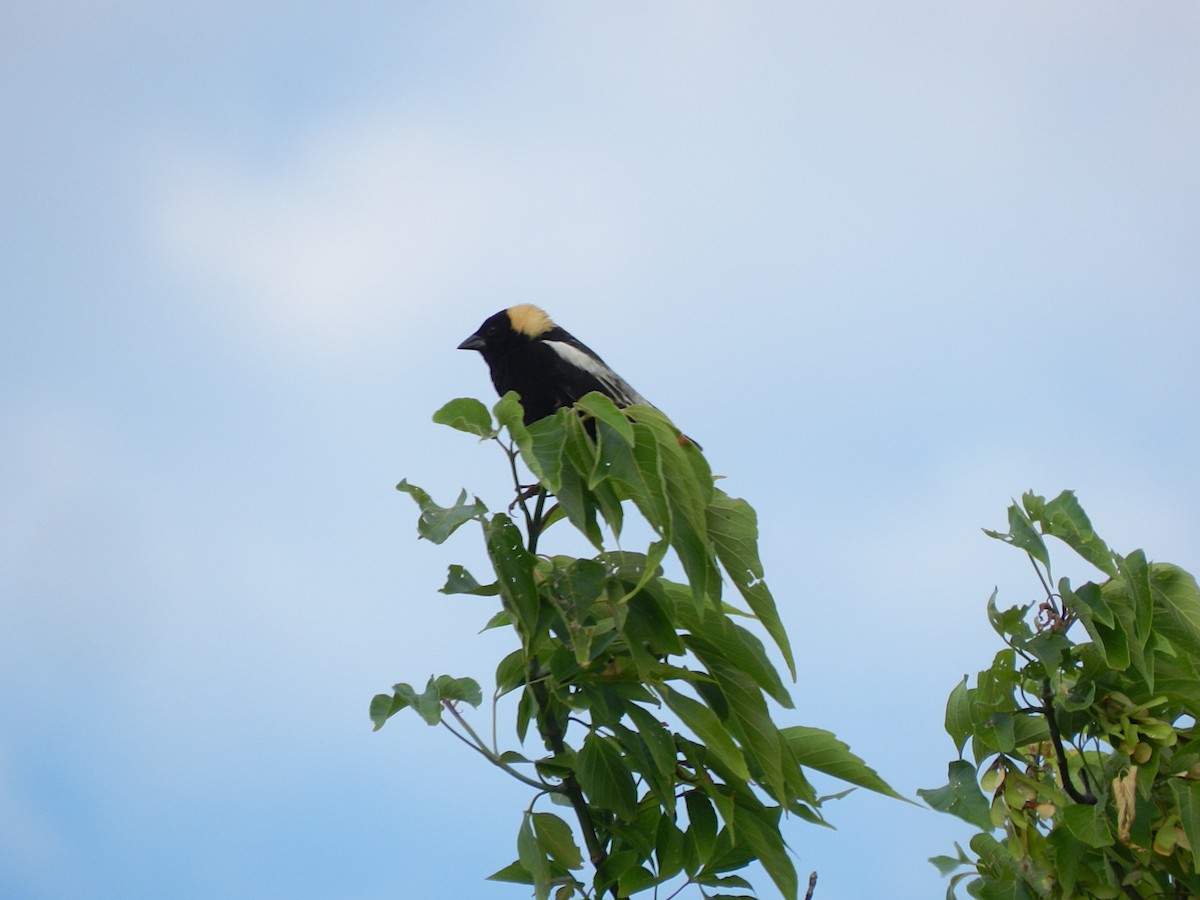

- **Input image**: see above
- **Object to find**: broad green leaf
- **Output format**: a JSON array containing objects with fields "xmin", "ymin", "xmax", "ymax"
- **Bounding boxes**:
[
  {"xmin": 369, "ymin": 680, "xmax": 442, "ymax": 727},
  {"xmin": 986, "ymin": 590, "xmax": 1031, "ymax": 641},
  {"xmin": 625, "ymin": 704, "xmax": 678, "ymax": 793},
  {"xmin": 622, "ymin": 586, "xmax": 686, "ymax": 663},
  {"xmin": 480, "ymin": 609, "xmax": 512, "ymax": 631},
  {"xmin": 1117, "ymin": 550, "xmax": 1154, "ymax": 643},
  {"xmin": 486, "ymin": 860, "xmax": 533, "ymax": 884},
  {"xmin": 626, "ymin": 407, "xmax": 717, "ymax": 605},
  {"xmin": 1060, "ymin": 803, "xmax": 1113, "ymax": 849},
  {"xmin": 552, "ymin": 412, "xmax": 604, "ymax": 547},
  {"xmin": 594, "ymin": 850, "xmax": 640, "ymax": 897},
  {"xmin": 590, "ymin": 472, "xmax": 625, "ymax": 539},
  {"xmin": 1151, "ymin": 564, "xmax": 1200, "ymax": 659},
  {"xmin": 945, "ymin": 675, "xmax": 972, "ymax": 755},
  {"xmin": 1035, "ymin": 490, "xmax": 1115, "ymax": 576},
  {"xmin": 781, "ymin": 725, "xmax": 907, "ymax": 801},
  {"xmin": 440, "ymin": 564, "xmax": 499, "ymax": 596},
  {"xmin": 706, "ymin": 490, "xmax": 795, "ymax": 678},
  {"xmin": 550, "ymin": 558, "xmax": 607, "ymax": 625},
  {"xmin": 612, "ymin": 723, "xmax": 674, "ymax": 809},
  {"xmin": 396, "ymin": 481, "xmax": 488, "ymax": 544},
  {"xmin": 485, "ymin": 514, "xmax": 542, "ymax": 645},
  {"xmin": 929, "ymin": 850, "xmax": 970, "ymax": 877},
  {"xmin": 979, "ymin": 713, "xmax": 1015, "ymax": 754},
  {"xmin": 983, "ymin": 501, "xmax": 1049, "ymax": 570},
  {"xmin": 517, "ymin": 812, "xmax": 552, "ymax": 900},
  {"xmin": 657, "ymin": 820, "xmax": 686, "ymax": 883},
  {"xmin": 575, "ymin": 391, "xmax": 634, "ymax": 446},
  {"xmin": 1046, "ymin": 827, "xmax": 1084, "ymax": 896},
  {"xmin": 496, "ymin": 395, "xmax": 567, "ymax": 493},
  {"xmin": 684, "ymin": 621, "xmax": 792, "ymax": 708},
  {"xmin": 577, "ymin": 732, "xmax": 637, "ymax": 821},
  {"xmin": 432, "ymin": 397, "xmax": 494, "ymax": 437},
  {"xmin": 704, "ymin": 653, "xmax": 786, "ymax": 799},
  {"xmin": 617, "ymin": 865, "xmax": 657, "ymax": 897},
  {"xmin": 531, "ymin": 813, "xmax": 583, "ymax": 871},
  {"xmin": 1066, "ymin": 579, "xmax": 1130, "ymax": 670},
  {"xmin": 369, "ymin": 689, "xmax": 409, "ymax": 731},
  {"xmin": 729, "ymin": 797, "xmax": 796, "ymax": 900},
  {"xmin": 683, "ymin": 790, "xmax": 717, "ymax": 872},
  {"xmin": 431, "ymin": 674, "xmax": 482, "ymax": 708},
  {"xmin": 1170, "ymin": 779, "xmax": 1200, "ymax": 871},
  {"xmin": 1023, "ymin": 632, "xmax": 1071, "ymax": 674},
  {"xmin": 919, "ymin": 760, "xmax": 993, "ymax": 831},
  {"xmin": 655, "ymin": 813, "xmax": 685, "ymax": 881},
  {"xmin": 662, "ymin": 686, "xmax": 750, "ymax": 782}
]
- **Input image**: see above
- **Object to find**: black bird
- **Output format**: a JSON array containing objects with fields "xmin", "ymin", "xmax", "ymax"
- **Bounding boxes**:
[{"xmin": 458, "ymin": 305, "xmax": 695, "ymax": 446}]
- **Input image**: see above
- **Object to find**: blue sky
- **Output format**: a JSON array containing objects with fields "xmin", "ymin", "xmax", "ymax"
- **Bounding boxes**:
[{"xmin": 3, "ymin": 3, "xmax": 1198, "ymax": 898}]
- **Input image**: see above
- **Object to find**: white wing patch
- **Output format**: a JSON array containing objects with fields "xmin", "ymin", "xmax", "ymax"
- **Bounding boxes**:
[{"xmin": 545, "ymin": 340, "xmax": 650, "ymax": 407}]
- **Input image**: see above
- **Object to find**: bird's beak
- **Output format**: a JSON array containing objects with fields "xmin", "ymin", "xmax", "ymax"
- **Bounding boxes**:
[{"xmin": 457, "ymin": 332, "xmax": 485, "ymax": 351}]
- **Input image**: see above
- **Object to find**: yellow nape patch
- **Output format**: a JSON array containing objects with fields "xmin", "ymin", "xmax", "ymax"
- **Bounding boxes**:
[{"xmin": 507, "ymin": 303, "xmax": 554, "ymax": 338}]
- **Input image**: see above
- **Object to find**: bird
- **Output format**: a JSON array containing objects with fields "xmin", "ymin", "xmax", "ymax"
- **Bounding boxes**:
[{"xmin": 458, "ymin": 304, "xmax": 698, "ymax": 446}]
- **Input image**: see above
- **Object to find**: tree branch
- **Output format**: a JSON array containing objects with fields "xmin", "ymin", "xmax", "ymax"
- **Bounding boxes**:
[{"xmin": 1040, "ymin": 680, "xmax": 1096, "ymax": 805}]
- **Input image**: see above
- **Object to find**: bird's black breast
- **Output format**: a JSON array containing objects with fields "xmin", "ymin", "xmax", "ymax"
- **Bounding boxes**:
[{"xmin": 487, "ymin": 341, "xmax": 612, "ymax": 424}]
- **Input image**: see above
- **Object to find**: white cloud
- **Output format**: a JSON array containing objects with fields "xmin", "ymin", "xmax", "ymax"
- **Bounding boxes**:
[{"xmin": 144, "ymin": 112, "xmax": 637, "ymax": 358}]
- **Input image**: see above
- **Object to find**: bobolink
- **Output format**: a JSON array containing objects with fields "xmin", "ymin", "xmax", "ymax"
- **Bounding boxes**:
[{"xmin": 458, "ymin": 304, "xmax": 697, "ymax": 446}]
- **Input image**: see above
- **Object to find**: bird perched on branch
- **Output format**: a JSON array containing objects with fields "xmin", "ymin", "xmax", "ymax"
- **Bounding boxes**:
[{"xmin": 458, "ymin": 304, "xmax": 698, "ymax": 447}]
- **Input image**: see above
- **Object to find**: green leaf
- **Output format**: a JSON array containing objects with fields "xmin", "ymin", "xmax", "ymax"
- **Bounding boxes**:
[
  {"xmin": 1035, "ymin": 490, "xmax": 1115, "ymax": 575},
  {"xmin": 486, "ymin": 859, "xmax": 533, "ymax": 884},
  {"xmin": 983, "ymin": 501, "xmax": 1049, "ymax": 570},
  {"xmin": 531, "ymin": 812, "xmax": 583, "ymax": 871},
  {"xmin": 625, "ymin": 704, "xmax": 679, "ymax": 796},
  {"xmin": 577, "ymin": 732, "xmax": 637, "ymax": 821},
  {"xmin": 595, "ymin": 850, "xmax": 640, "ymax": 897},
  {"xmin": 662, "ymin": 686, "xmax": 750, "ymax": 782},
  {"xmin": 480, "ymin": 609, "xmax": 511, "ymax": 631},
  {"xmin": 1060, "ymin": 803, "xmax": 1113, "ymax": 849},
  {"xmin": 431, "ymin": 674, "xmax": 482, "ymax": 708},
  {"xmin": 655, "ymin": 813, "xmax": 685, "ymax": 882},
  {"xmin": 781, "ymin": 725, "xmax": 907, "ymax": 801},
  {"xmin": 690, "ymin": 647, "xmax": 786, "ymax": 800},
  {"xmin": 730, "ymin": 797, "xmax": 796, "ymax": 900},
  {"xmin": 986, "ymin": 590, "xmax": 1031, "ymax": 641},
  {"xmin": 706, "ymin": 490, "xmax": 795, "ymax": 678},
  {"xmin": 495, "ymin": 649, "xmax": 526, "ymax": 696},
  {"xmin": 368, "ymin": 689, "xmax": 408, "ymax": 731},
  {"xmin": 689, "ymin": 619, "xmax": 792, "ymax": 708},
  {"xmin": 683, "ymin": 790, "xmax": 718, "ymax": 872},
  {"xmin": 432, "ymin": 397, "xmax": 495, "ymax": 437},
  {"xmin": 945, "ymin": 676, "xmax": 972, "ymax": 755},
  {"xmin": 395, "ymin": 480, "xmax": 488, "ymax": 544},
  {"xmin": 1170, "ymin": 778, "xmax": 1200, "ymax": 872},
  {"xmin": 1151, "ymin": 564, "xmax": 1200, "ymax": 659},
  {"xmin": 485, "ymin": 514, "xmax": 542, "ymax": 645},
  {"xmin": 517, "ymin": 812, "xmax": 552, "ymax": 900},
  {"xmin": 440, "ymin": 564, "xmax": 499, "ymax": 596},
  {"xmin": 575, "ymin": 391, "xmax": 635, "ymax": 446},
  {"xmin": 626, "ymin": 408, "xmax": 717, "ymax": 605},
  {"xmin": 919, "ymin": 760, "xmax": 993, "ymax": 831},
  {"xmin": 929, "ymin": 851, "xmax": 970, "ymax": 877}
]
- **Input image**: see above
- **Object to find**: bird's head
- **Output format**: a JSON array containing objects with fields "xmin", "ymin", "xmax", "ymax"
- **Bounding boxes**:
[{"xmin": 458, "ymin": 304, "xmax": 554, "ymax": 357}]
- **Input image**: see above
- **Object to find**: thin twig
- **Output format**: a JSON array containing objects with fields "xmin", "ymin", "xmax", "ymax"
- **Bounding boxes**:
[
  {"xmin": 804, "ymin": 871, "xmax": 818, "ymax": 900},
  {"xmin": 440, "ymin": 701, "xmax": 562, "ymax": 794},
  {"xmin": 528, "ymin": 487, "xmax": 549, "ymax": 554}
]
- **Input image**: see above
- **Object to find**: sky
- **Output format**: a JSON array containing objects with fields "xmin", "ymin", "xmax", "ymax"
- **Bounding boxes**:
[{"xmin": 2, "ymin": 2, "xmax": 1198, "ymax": 898}]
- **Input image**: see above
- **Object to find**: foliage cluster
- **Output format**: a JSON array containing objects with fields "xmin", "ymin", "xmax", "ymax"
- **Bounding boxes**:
[
  {"xmin": 373, "ymin": 393, "xmax": 898, "ymax": 900},
  {"xmin": 924, "ymin": 491, "xmax": 1200, "ymax": 898}
]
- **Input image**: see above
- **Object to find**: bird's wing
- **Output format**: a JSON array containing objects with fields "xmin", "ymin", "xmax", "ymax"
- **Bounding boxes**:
[{"xmin": 543, "ymin": 339, "xmax": 650, "ymax": 408}]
